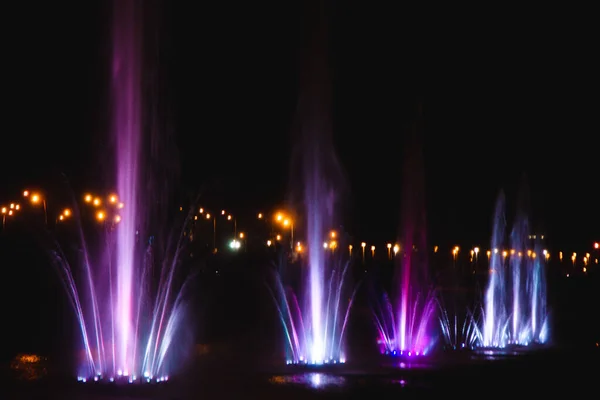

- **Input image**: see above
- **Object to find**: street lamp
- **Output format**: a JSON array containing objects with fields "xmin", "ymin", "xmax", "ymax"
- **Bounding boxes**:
[
  {"xmin": 57, "ymin": 208, "xmax": 72, "ymax": 223},
  {"xmin": 1, "ymin": 206, "xmax": 9, "ymax": 228},
  {"xmin": 361, "ymin": 242, "xmax": 366, "ymax": 262},
  {"xmin": 275, "ymin": 212, "xmax": 294, "ymax": 250},
  {"xmin": 30, "ymin": 192, "xmax": 48, "ymax": 225},
  {"xmin": 204, "ymin": 213, "xmax": 216, "ymax": 250},
  {"xmin": 452, "ymin": 246, "xmax": 459, "ymax": 268},
  {"xmin": 96, "ymin": 211, "xmax": 106, "ymax": 222}
]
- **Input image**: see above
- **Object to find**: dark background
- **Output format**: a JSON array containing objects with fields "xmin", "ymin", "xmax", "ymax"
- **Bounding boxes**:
[{"xmin": 2, "ymin": 2, "xmax": 598, "ymax": 248}]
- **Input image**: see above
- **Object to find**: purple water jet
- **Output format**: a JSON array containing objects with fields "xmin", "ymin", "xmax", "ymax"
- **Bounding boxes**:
[
  {"xmin": 113, "ymin": 0, "xmax": 142, "ymax": 375},
  {"xmin": 372, "ymin": 110, "xmax": 437, "ymax": 357},
  {"xmin": 48, "ymin": 0, "xmax": 194, "ymax": 382}
]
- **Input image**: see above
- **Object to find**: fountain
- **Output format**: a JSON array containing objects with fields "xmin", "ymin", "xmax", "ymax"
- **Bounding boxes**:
[
  {"xmin": 268, "ymin": 4, "xmax": 356, "ymax": 366},
  {"xmin": 371, "ymin": 110, "xmax": 437, "ymax": 358},
  {"xmin": 270, "ymin": 253, "xmax": 355, "ymax": 366},
  {"xmin": 437, "ymin": 303, "xmax": 483, "ymax": 351},
  {"xmin": 481, "ymin": 191, "xmax": 549, "ymax": 349},
  {"xmin": 48, "ymin": 0, "xmax": 194, "ymax": 382}
]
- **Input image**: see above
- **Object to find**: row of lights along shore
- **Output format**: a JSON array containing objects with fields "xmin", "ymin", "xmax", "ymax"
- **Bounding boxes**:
[{"xmin": 2, "ymin": 191, "xmax": 599, "ymax": 272}]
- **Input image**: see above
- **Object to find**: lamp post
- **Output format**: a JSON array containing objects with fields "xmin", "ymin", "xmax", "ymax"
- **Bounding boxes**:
[{"xmin": 29, "ymin": 192, "xmax": 47, "ymax": 225}]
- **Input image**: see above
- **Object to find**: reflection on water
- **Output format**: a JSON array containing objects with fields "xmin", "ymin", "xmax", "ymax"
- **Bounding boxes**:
[
  {"xmin": 269, "ymin": 373, "xmax": 346, "ymax": 389},
  {"xmin": 10, "ymin": 354, "xmax": 48, "ymax": 381},
  {"xmin": 397, "ymin": 361, "xmax": 433, "ymax": 369},
  {"xmin": 471, "ymin": 347, "xmax": 532, "ymax": 361}
]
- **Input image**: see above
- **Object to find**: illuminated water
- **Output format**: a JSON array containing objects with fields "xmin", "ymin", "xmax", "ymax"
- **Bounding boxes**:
[
  {"xmin": 270, "ymin": 255, "xmax": 355, "ymax": 365},
  {"xmin": 481, "ymin": 192, "xmax": 549, "ymax": 348},
  {"xmin": 48, "ymin": 1, "xmax": 193, "ymax": 382},
  {"xmin": 372, "ymin": 267, "xmax": 437, "ymax": 357},
  {"xmin": 372, "ymin": 127, "xmax": 436, "ymax": 357},
  {"xmin": 269, "ymin": 10, "xmax": 356, "ymax": 365},
  {"xmin": 438, "ymin": 305, "xmax": 482, "ymax": 350}
]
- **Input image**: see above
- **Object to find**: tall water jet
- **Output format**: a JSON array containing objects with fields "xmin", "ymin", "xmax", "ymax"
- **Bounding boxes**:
[
  {"xmin": 481, "ymin": 188, "xmax": 549, "ymax": 348},
  {"xmin": 269, "ymin": 3, "xmax": 355, "ymax": 365},
  {"xmin": 372, "ymin": 106, "xmax": 437, "ymax": 357},
  {"xmin": 113, "ymin": 0, "xmax": 142, "ymax": 375},
  {"xmin": 47, "ymin": 0, "xmax": 194, "ymax": 382}
]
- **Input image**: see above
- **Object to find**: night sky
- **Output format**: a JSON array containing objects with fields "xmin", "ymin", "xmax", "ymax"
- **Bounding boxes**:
[{"xmin": 2, "ymin": 1, "xmax": 598, "ymax": 249}]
